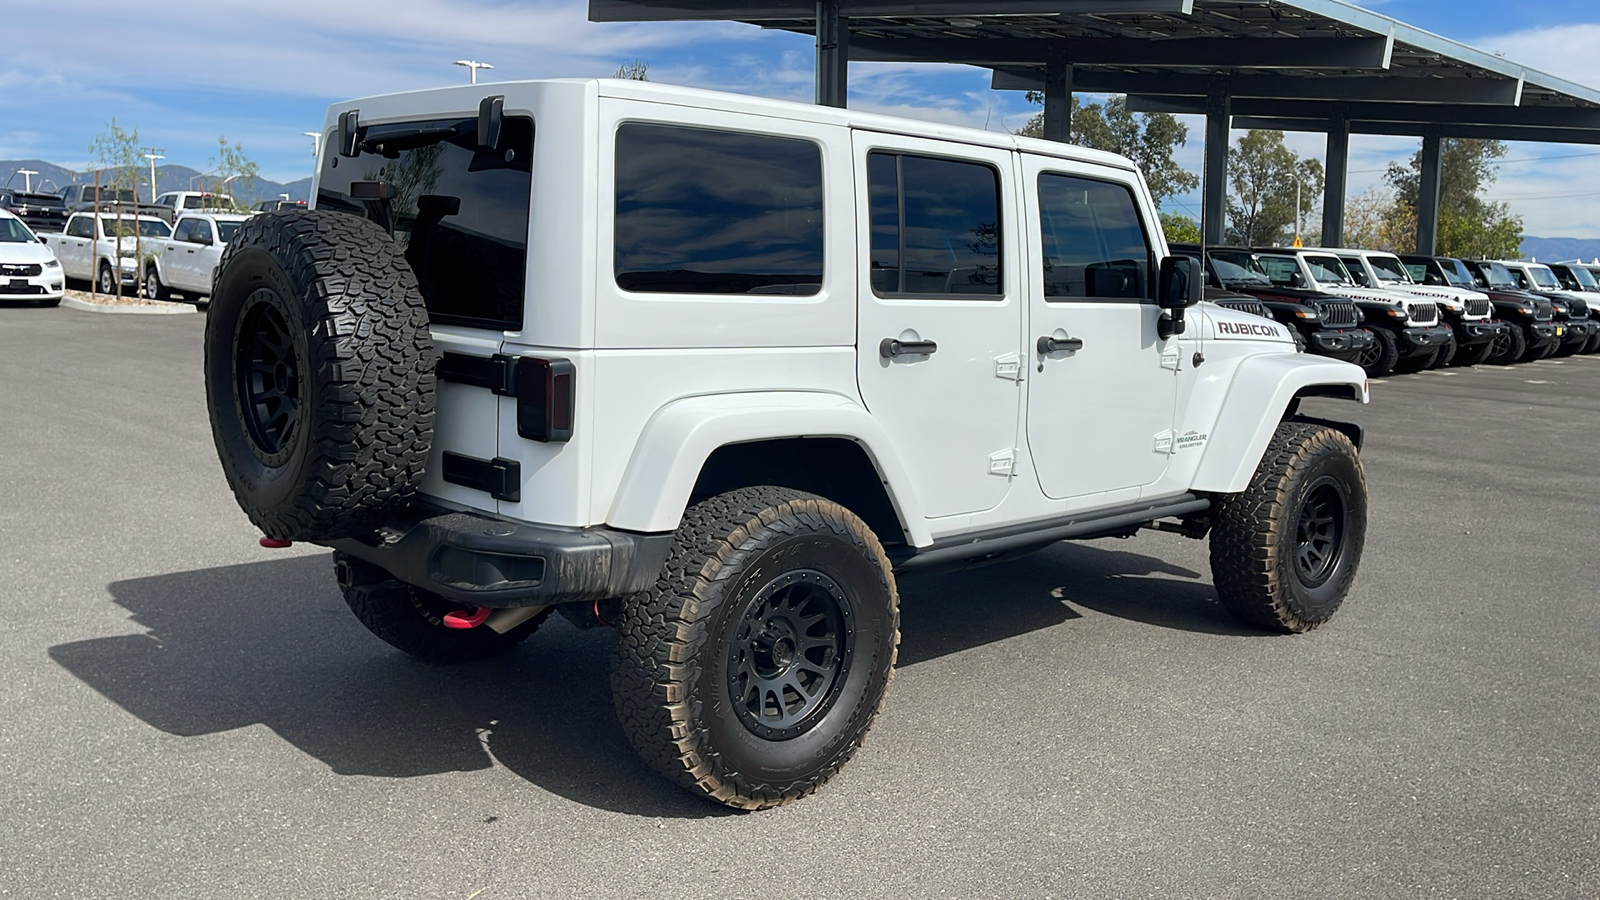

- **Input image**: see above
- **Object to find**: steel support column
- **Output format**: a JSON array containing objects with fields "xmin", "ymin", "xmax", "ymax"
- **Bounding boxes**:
[
  {"xmin": 1416, "ymin": 132, "xmax": 1443, "ymax": 255},
  {"xmin": 1203, "ymin": 83, "xmax": 1230, "ymax": 246},
  {"xmin": 815, "ymin": 0, "xmax": 848, "ymax": 108},
  {"xmin": 1322, "ymin": 116, "xmax": 1350, "ymax": 247},
  {"xmin": 1042, "ymin": 50, "xmax": 1072, "ymax": 142}
]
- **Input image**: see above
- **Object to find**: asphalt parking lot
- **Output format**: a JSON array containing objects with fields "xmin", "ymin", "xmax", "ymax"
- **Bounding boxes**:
[{"xmin": 2, "ymin": 304, "xmax": 1597, "ymax": 899}]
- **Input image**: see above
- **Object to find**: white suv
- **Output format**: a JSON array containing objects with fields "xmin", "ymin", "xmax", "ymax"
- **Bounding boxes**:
[
  {"xmin": 1337, "ymin": 248, "xmax": 1500, "ymax": 368},
  {"xmin": 203, "ymin": 79, "xmax": 1371, "ymax": 809}
]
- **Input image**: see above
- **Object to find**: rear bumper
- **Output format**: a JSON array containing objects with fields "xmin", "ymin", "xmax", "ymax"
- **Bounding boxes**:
[
  {"xmin": 326, "ymin": 507, "xmax": 674, "ymax": 608},
  {"xmin": 1305, "ymin": 326, "xmax": 1373, "ymax": 354}
]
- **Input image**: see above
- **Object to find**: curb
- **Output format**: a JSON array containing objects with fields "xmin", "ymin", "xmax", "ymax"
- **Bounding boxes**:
[{"xmin": 62, "ymin": 296, "xmax": 197, "ymax": 316}]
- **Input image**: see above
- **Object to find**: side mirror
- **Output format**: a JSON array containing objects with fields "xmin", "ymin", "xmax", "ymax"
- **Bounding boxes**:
[
  {"xmin": 1158, "ymin": 255, "xmax": 1202, "ymax": 339},
  {"xmin": 1158, "ymin": 255, "xmax": 1202, "ymax": 309}
]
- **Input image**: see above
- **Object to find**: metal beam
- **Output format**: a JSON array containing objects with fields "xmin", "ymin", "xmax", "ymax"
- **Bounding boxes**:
[
  {"xmin": 854, "ymin": 35, "xmax": 1393, "ymax": 69},
  {"xmin": 1203, "ymin": 83, "xmax": 1229, "ymax": 247},
  {"xmin": 591, "ymin": 0, "xmax": 1194, "ymax": 21},
  {"xmin": 816, "ymin": 0, "xmax": 848, "ymax": 108},
  {"xmin": 1416, "ymin": 133, "xmax": 1442, "ymax": 257},
  {"xmin": 1128, "ymin": 95, "xmax": 1600, "ymax": 129},
  {"xmin": 1322, "ymin": 116, "xmax": 1349, "ymax": 248},
  {"xmin": 1042, "ymin": 51, "xmax": 1072, "ymax": 143},
  {"xmin": 992, "ymin": 70, "xmax": 1521, "ymax": 105},
  {"xmin": 1232, "ymin": 116, "xmax": 1600, "ymax": 144}
]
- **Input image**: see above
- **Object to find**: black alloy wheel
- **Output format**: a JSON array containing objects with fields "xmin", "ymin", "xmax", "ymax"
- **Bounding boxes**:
[
  {"xmin": 234, "ymin": 291, "xmax": 301, "ymax": 461},
  {"xmin": 728, "ymin": 570, "xmax": 852, "ymax": 741},
  {"xmin": 1293, "ymin": 478, "xmax": 1347, "ymax": 590}
]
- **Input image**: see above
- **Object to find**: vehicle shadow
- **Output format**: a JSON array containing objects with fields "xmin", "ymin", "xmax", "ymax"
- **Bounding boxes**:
[{"xmin": 50, "ymin": 541, "xmax": 1252, "ymax": 817}]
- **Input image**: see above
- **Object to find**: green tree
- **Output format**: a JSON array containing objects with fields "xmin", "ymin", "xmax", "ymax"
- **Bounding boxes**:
[
  {"xmin": 88, "ymin": 119, "xmax": 146, "ymax": 297},
  {"xmin": 208, "ymin": 136, "xmax": 259, "ymax": 210},
  {"xmin": 613, "ymin": 59, "xmax": 649, "ymax": 81},
  {"xmin": 1016, "ymin": 94, "xmax": 1198, "ymax": 205},
  {"xmin": 1385, "ymin": 138, "xmax": 1522, "ymax": 258},
  {"xmin": 1225, "ymin": 130, "xmax": 1323, "ymax": 248},
  {"xmin": 1159, "ymin": 211, "xmax": 1201, "ymax": 244}
]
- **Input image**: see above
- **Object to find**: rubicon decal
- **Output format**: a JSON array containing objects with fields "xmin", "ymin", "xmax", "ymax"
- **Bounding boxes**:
[{"xmin": 1216, "ymin": 320, "xmax": 1285, "ymax": 339}]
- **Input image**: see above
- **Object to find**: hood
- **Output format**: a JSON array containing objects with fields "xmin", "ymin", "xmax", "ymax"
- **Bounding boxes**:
[
  {"xmin": 1204, "ymin": 305, "xmax": 1293, "ymax": 343},
  {"xmin": 0, "ymin": 239, "xmax": 58, "ymax": 266},
  {"xmin": 1326, "ymin": 284, "xmax": 1416, "ymax": 305},
  {"xmin": 1218, "ymin": 282, "xmax": 1341, "ymax": 303},
  {"xmin": 1382, "ymin": 283, "xmax": 1488, "ymax": 311}
]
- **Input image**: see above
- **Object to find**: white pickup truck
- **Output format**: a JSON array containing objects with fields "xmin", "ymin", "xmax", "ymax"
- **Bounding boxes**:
[
  {"xmin": 40, "ymin": 211, "xmax": 173, "ymax": 293},
  {"xmin": 143, "ymin": 212, "xmax": 249, "ymax": 301}
]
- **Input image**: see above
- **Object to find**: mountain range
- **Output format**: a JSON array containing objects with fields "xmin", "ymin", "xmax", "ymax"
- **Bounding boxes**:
[
  {"xmin": 1519, "ymin": 236, "xmax": 1600, "ymax": 264},
  {"xmin": 1, "ymin": 159, "xmax": 310, "ymax": 206}
]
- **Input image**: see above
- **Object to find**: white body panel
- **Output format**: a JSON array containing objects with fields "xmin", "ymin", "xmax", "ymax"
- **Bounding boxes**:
[
  {"xmin": 307, "ymin": 79, "xmax": 1365, "ymax": 549},
  {"xmin": 154, "ymin": 213, "xmax": 248, "ymax": 294}
]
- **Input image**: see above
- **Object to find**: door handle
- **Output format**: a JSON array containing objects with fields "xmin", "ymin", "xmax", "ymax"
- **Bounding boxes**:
[
  {"xmin": 1037, "ymin": 335, "xmax": 1084, "ymax": 354},
  {"xmin": 880, "ymin": 338, "xmax": 938, "ymax": 358}
]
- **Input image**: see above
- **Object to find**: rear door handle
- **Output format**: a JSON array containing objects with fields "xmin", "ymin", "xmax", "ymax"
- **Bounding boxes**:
[
  {"xmin": 1037, "ymin": 335, "xmax": 1084, "ymax": 353},
  {"xmin": 880, "ymin": 338, "xmax": 938, "ymax": 358}
]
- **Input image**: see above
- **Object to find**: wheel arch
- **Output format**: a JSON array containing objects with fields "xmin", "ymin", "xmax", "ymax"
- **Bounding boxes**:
[
  {"xmin": 604, "ymin": 391, "xmax": 931, "ymax": 546},
  {"xmin": 1189, "ymin": 355, "xmax": 1368, "ymax": 495}
]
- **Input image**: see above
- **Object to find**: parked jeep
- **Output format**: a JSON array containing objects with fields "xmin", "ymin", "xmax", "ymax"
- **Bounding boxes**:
[
  {"xmin": 203, "ymin": 79, "xmax": 1371, "ymax": 810},
  {"xmin": 1454, "ymin": 258, "xmax": 1563, "ymax": 363},
  {"xmin": 1337, "ymin": 248, "xmax": 1502, "ymax": 368},
  {"xmin": 1546, "ymin": 263, "xmax": 1600, "ymax": 354},
  {"xmin": 1494, "ymin": 260, "xmax": 1595, "ymax": 357},
  {"xmin": 1249, "ymin": 248, "xmax": 1450, "ymax": 377},
  {"xmin": 1177, "ymin": 244, "xmax": 1372, "ymax": 362}
]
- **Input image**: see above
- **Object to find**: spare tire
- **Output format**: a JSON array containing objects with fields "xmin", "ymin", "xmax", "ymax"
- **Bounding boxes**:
[{"xmin": 205, "ymin": 210, "xmax": 435, "ymax": 542}]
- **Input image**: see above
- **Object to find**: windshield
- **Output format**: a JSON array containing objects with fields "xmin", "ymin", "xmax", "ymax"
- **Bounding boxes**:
[
  {"xmin": 1441, "ymin": 259, "xmax": 1477, "ymax": 287},
  {"xmin": 1208, "ymin": 252, "xmax": 1271, "ymax": 284},
  {"xmin": 101, "ymin": 217, "xmax": 173, "ymax": 238},
  {"xmin": 1484, "ymin": 262, "xmax": 1517, "ymax": 288},
  {"xmin": 0, "ymin": 218, "xmax": 36, "ymax": 242},
  {"xmin": 1368, "ymin": 255, "xmax": 1411, "ymax": 283},
  {"xmin": 1567, "ymin": 265, "xmax": 1599, "ymax": 290},
  {"xmin": 1527, "ymin": 265, "xmax": 1560, "ymax": 289},
  {"xmin": 1306, "ymin": 255, "xmax": 1354, "ymax": 285},
  {"xmin": 1251, "ymin": 254, "xmax": 1304, "ymax": 287},
  {"xmin": 217, "ymin": 222, "xmax": 241, "ymax": 243}
]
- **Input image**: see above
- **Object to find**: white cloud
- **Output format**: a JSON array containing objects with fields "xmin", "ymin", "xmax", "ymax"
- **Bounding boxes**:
[{"xmin": 1474, "ymin": 23, "xmax": 1600, "ymax": 92}]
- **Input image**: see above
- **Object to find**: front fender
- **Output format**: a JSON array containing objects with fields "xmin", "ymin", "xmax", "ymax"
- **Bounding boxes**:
[
  {"xmin": 1189, "ymin": 354, "xmax": 1368, "ymax": 495},
  {"xmin": 605, "ymin": 391, "xmax": 932, "ymax": 545}
]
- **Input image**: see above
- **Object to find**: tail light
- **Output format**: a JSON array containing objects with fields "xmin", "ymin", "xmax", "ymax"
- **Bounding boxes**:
[{"xmin": 514, "ymin": 358, "xmax": 574, "ymax": 443}]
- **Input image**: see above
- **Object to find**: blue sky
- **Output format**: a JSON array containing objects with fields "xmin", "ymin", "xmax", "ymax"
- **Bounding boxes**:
[{"xmin": 4, "ymin": 1, "xmax": 1597, "ymax": 236}]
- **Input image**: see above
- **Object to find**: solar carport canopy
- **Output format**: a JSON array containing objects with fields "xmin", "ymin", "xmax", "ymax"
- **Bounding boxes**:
[{"xmin": 590, "ymin": 0, "xmax": 1600, "ymax": 253}]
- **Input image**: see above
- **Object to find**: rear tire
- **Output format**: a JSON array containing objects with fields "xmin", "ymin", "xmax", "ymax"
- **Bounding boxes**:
[
  {"xmin": 336, "ymin": 555, "xmax": 547, "ymax": 664},
  {"xmin": 611, "ymin": 486, "xmax": 899, "ymax": 810},
  {"xmin": 1209, "ymin": 422, "xmax": 1367, "ymax": 634},
  {"xmin": 1356, "ymin": 328, "xmax": 1400, "ymax": 378},
  {"xmin": 144, "ymin": 267, "xmax": 171, "ymax": 301},
  {"xmin": 1488, "ymin": 324, "xmax": 1526, "ymax": 365}
]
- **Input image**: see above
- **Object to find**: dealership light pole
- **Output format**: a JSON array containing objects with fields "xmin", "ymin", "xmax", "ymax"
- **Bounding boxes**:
[
  {"xmin": 453, "ymin": 59, "xmax": 493, "ymax": 84},
  {"xmin": 142, "ymin": 149, "xmax": 164, "ymax": 200}
]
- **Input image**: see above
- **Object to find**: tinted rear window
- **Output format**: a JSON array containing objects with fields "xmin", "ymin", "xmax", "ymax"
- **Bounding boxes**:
[
  {"xmin": 613, "ymin": 123, "xmax": 823, "ymax": 295},
  {"xmin": 318, "ymin": 115, "xmax": 534, "ymax": 331}
]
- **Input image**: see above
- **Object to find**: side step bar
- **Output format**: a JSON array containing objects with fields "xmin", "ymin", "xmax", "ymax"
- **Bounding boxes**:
[{"xmin": 894, "ymin": 494, "xmax": 1211, "ymax": 574}]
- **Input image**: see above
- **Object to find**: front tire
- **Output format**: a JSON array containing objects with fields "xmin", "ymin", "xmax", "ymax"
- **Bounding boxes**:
[
  {"xmin": 611, "ymin": 486, "xmax": 899, "ymax": 810},
  {"xmin": 1356, "ymin": 328, "xmax": 1400, "ymax": 378},
  {"xmin": 1487, "ymin": 323, "xmax": 1526, "ymax": 365},
  {"xmin": 1392, "ymin": 346, "xmax": 1438, "ymax": 374},
  {"xmin": 97, "ymin": 262, "xmax": 117, "ymax": 295},
  {"xmin": 1209, "ymin": 422, "xmax": 1367, "ymax": 634},
  {"xmin": 1451, "ymin": 339, "xmax": 1495, "ymax": 367},
  {"xmin": 145, "ymin": 267, "xmax": 171, "ymax": 301}
]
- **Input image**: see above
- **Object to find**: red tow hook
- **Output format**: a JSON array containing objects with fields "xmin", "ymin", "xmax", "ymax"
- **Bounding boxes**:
[
  {"xmin": 259, "ymin": 536, "xmax": 293, "ymax": 549},
  {"xmin": 443, "ymin": 607, "xmax": 492, "ymax": 629}
]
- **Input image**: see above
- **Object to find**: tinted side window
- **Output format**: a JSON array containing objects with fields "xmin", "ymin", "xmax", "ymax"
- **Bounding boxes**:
[
  {"xmin": 67, "ymin": 217, "xmax": 93, "ymax": 238},
  {"xmin": 868, "ymin": 152, "xmax": 1001, "ymax": 296},
  {"xmin": 1339, "ymin": 258, "xmax": 1370, "ymax": 285},
  {"xmin": 318, "ymin": 115, "xmax": 534, "ymax": 331},
  {"xmin": 193, "ymin": 221, "xmax": 214, "ymax": 243},
  {"xmin": 172, "ymin": 220, "xmax": 195, "ymax": 242},
  {"xmin": 1036, "ymin": 173, "xmax": 1152, "ymax": 300},
  {"xmin": 613, "ymin": 124, "xmax": 823, "ymax": 295}
]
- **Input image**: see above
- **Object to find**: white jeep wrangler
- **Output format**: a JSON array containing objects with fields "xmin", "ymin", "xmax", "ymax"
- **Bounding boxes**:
[{"xmin": 204, "ymin": 79, "xmax": 1370, "ymax": 809}]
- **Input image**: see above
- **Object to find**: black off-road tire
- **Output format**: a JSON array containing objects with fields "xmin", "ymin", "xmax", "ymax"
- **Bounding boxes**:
[
  {"xmin": 1488, "ymin": 323, "xmax": 1526, "ymax": 365},
  {"xmin": 1430, "ymin": 337, "xmax": 1457, "ymax": 369},
  {"xmin": 336, "ymin": 555, "xmax": 548, "ymax": 664},
  {"xmin": 1451, "ymin": 339, "xmax": 1495, "ymax": 367},
  {"xmin": 204, "ymin": 210, "xmax": 435, "ymax": 542},
  {"xmin": 1584, "ymin": 331, "xmax": 1600, "ymax": 354},
  {"xmin": 1356, "ymin": 327, "xmax": 1400, "ymax": 378},
  {"xmin": 611, "ymin": 486, "xmax": 899, "ymax": 810},
  {"xmin": 1551, "ymin": 335, "xmax": 1583, "ymax": 358},
  {"xmin": 1209, "ymin": 422, "xmax": 1367, "ymax": 634}
]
